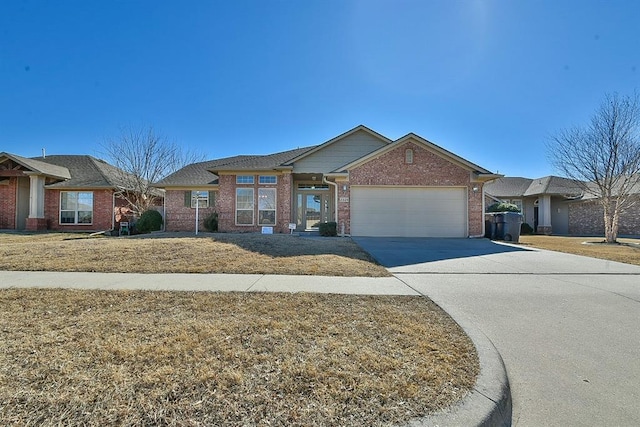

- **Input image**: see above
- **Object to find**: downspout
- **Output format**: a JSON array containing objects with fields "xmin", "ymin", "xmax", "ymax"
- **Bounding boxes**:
[{"xmin": 322, "ymin": 176, "xmax": 339, "ymax": 231}]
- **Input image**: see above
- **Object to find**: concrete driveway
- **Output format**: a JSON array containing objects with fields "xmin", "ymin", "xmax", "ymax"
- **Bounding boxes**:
[{"xmin": 353, "ymin": 237, "xmax": 640, "ymax": 426}]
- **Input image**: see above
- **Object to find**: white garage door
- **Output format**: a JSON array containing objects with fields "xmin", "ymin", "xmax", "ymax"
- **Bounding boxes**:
[{"xmin": 350, "ymin": 186, "xmax": 467, "ymax": 237}]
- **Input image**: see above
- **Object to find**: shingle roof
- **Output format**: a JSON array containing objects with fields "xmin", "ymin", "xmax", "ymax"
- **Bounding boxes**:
[
  {"xmin": 34, "ymin": 155, "xmax": 138, "ymax": 189},
  {"xmin": 155, "ymin": 155, "xmax": 252, "ymax": 186},
  {"xmin": 523, "ymin": 176, "xmax": 583, "ymax": 197},
  {"xmin": 484, "ymin": 177, "xmax": 533, "ymax": 197},
  {"xmin": 485, "ymin": 176, "xmax": 584, "ymax": 198},
  {"xmin": 156, "ymin": 146, "xmax": 316, "ymax": 186},
  {"xmin": 0, "ymin": 152, "xmax": 71, "ymax": 180},
  {"xmin": 210, "ymin": 146, "xmax": 316, "ymax": 171}
]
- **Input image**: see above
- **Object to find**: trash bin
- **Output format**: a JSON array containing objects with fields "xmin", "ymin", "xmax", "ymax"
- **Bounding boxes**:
[
  {"xmin": 502, "ymin": 212, "xmax": 523, "ymax": 243},
  {"xmin": 494, "ymin": 214, "xmax": 505, "ymax": 240}
]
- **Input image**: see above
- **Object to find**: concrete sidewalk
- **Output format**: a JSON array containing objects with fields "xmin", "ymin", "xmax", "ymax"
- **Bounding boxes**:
[
  {"xmin": 0, "ymin": 269, "xmax": 510, "ymax": 427},
  {"xmin": 0, "ymin": 271, "xmax": 416, "ymax": 295}
]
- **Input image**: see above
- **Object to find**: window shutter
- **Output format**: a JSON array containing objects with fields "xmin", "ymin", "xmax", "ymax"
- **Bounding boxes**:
[
  {"xmin": 209, "ymin": 191, "xmax": 216, "ymax": 208},
  {"xmin": 184, "ymin": 191, "xmax": 191, "ymax": 207}
]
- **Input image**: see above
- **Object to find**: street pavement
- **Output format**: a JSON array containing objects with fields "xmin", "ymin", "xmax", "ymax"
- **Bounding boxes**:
[{"xmin": 353, "ymin": 237, "xmax": 640, "ymax": 427}]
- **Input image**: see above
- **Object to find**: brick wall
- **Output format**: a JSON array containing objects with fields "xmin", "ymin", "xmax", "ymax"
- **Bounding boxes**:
[
  {"xmin": 0, "ymin": 178, "xmax": 17, "ymax": 229},
  {"xmin": 346, "ymin": 141, "xmax": 483, "ymax": 236},
  {"xmin": 164, "ymin": 189, "xmax": 218, "ymax": 232},
  {"xmin": 217, "ymin": 173, "xmax": 291, "ymax": 233},
  {"xmin": 569, "ymin": 199, "xmax": 640, "ymax": 236},
  {"xmin": 45, "ymin": 189, "xmax": 116, "ymax": 232}
]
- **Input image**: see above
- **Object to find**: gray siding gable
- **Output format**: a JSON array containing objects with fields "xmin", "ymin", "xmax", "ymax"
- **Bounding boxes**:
[{"xmin": 292, "ymin": 129, "xmax": 388, "ymax": 173}]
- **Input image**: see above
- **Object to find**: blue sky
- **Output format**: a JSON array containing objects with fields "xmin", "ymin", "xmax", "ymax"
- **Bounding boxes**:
[{"xmin": 2, "ymin": 0, "xmax": 639, "ymax": 178}]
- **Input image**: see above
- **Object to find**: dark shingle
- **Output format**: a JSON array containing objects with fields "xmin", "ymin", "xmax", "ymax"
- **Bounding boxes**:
[
  {"xmin": 156, "ymin": 146, "xmax": 316, "ymax": 187},
  {"xmin": 484, "ymin": 177, "xmax": 533, "ymax": 197},
  {"xmin": 34, "ymin": 155, "xmax": 138, "ymax": 189},
  {"xmin": 523, "ymin": 176, "xmax": 583, "ymax": 197}
]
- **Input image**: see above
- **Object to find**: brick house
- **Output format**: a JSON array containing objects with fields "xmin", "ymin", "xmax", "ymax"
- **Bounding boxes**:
[
  {"xmin": 485, "ymin": 176, "xmax": 640, "ymax": 236},
  {"xmin": 0, "ymin": 152, "xmax": 140, "ymax": 232},
  {"xmin": 156, "ymin": 125, "xmax": 500, "ymax": 237}
]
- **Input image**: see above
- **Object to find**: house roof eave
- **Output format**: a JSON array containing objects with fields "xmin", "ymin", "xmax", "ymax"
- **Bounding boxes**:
[{"xmin": 0, "ymin": 152, "xmax": 72, "ymax": 180}]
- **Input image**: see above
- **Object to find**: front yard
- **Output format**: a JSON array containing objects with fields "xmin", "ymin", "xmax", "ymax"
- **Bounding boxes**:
[
  {"xmin": 519, "ymin": 235, "xmax": 640, "ymax": 266},
  {"xmin": 0, "ymin": 232, "xmax": 481, "ymax": 425},
  {"xmin": 0, "ymin": 232, "xmax": 390, "ymax": 277},
  {"xmin": 0, "ymin": 289, "xmax": 479, "ymax": 426}
]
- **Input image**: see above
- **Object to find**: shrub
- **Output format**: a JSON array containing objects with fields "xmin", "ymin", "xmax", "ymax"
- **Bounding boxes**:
[
  {"xmin": 487, "ymin": 202, "xmax": 521, "ymax": 213},
  {"xmin": 521, "ymin": 222, "xmax": 534, "ymax": 235},
  {"xmin": 203, "ymin": 212, "xmax": 218, "ymax": 232},
  {"xmin": 318, "ymin": 222, "xmax": 337, "ymax": 237},
  {"xmin": 136, "ymin": 210, "xmax": 163, "ymax": 234}
]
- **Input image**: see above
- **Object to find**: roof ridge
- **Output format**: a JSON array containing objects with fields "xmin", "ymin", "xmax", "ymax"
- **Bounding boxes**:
[{"xmin": 87, "ymin": 155, "xmax": 121, "ymax": 187}]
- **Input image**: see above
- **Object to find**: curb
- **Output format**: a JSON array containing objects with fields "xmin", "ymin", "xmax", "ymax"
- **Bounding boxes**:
[{"xmin": 402, "ymin": 294, "xmax": 512, "ymax": 427}]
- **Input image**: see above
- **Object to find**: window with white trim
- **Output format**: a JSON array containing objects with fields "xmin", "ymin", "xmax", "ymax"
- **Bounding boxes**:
[
  {"xmin": 236, "ymin": 188, "xmax": 254, "ymax": 225},
  {"xmin": 258, "ymin": 175, "xmax": 277, "ymax": 184},
  {"xmin": 236, "ymin": 175, "xmax": 254, "ymax": 184},
  {"xmin": 60, "ymin": 191, "xmax": 93, "ymax": 224},
  {"xmin": 503, "ymin": 198, "xmax": 523, "ymax": 212},
  {"xmin": 258, "ymin": 188, "xmax": 276, "ymax": 225},
  {"xmin": 191, "ymin": 190, "xmax": 209, "ymax": 208},
  {"xmin": 405, "ymin": 148, "xmax": 414, "ymax": 164}
]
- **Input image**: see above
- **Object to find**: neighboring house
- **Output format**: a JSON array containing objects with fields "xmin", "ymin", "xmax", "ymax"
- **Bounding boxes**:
[
  {"xmin": 156, "ymin": 125, "xmax": 501, "ymax": 237},
  {"xmin": 0, "ymin": 152, "xmax": 143, "ymax": 232},
  {"xmin": 485, "ymin": 176, "xmax": 640, "ymax": 236}
]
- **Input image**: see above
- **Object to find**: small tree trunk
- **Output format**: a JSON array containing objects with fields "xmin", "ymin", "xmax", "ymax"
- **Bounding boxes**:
[
  {"xmin": 611, "ymin": 205, "xmax": 620, "ymax": 243},
  {"xmin": 602, "ymin": 201, "xmax": 618, "ymax": 243}
]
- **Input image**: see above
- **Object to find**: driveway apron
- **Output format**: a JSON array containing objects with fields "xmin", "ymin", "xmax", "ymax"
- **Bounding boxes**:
[{"xmin": 353, "ymin": 237, "xmax": 640, "ymax": 426}]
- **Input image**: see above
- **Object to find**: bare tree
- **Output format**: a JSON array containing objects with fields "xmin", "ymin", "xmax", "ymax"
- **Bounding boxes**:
[
  {"xmin": 102, "ymin": 126, "xmax": 204, "ymax": 216},
  {"xmin": 548, "ymin": 92, "xmax": 640, "ymax": 243}
]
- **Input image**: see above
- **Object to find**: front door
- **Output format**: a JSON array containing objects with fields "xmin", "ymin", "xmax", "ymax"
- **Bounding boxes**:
[{"xmin": 296, "ymin": 191, "xmax": 332, "ymax": 230}]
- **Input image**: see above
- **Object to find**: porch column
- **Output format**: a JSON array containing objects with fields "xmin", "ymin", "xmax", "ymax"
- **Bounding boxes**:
[
  {"xmin": 537, "ymin": 195, "xmax": 552, "ymax": 234},
  {"xmin": 26, "ymin": 174, "xmax": 47, "ymax": 231}
]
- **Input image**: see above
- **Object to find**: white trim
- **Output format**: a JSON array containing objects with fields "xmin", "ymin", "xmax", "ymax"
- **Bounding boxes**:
[
  {"xmin": 235, "ymin": 188, "xmax": 254, "ymax": 226},
  {"xmin": 257, "ymin": 187, "xmax": 277, "ymax": 226},
  {"xmin": 59, "ymin": 190, "xmax": 94, "ymax": 225}
]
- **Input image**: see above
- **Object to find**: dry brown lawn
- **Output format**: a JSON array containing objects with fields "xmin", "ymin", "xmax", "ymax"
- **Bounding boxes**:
[
  {"xmin": 0, "ymin": 289, "xmax": 478, "ymax": 426},
  {"xmin": 0, "ymin": 232, "xmax": 389, "ymax": 277},
  {"xmin": 519, "ymin": 235, "xmax": 640, "ymax": 266}
]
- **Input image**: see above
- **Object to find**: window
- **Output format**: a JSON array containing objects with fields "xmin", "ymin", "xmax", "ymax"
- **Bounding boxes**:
[
  {"xmin": 503, "ymin": 198, "xmax": 523, "ymax": 212},
  {"xmin": 297, "ymin": 184, "xmax": 329, "ymax": 190},
  {"xmin": 259, "ymin": 175, "xmax": 277, "ymax": 184},
  {"xmin": 190, "ymin": 191, "xmax": 209, "ymax": 208},
  {"xmin": 511, "ymin": 199, "xmax": 523, "ymax": 213},
  {"xmin": 258, "ymin": 188, "xmax": 276, "ymax": 225},
  {"xmin": 60, "ymin": 191, "xmax": 93, "ymax": 224},
  {"xmin": 502, "ymin": 198, "xmax": 524, "ymax": 220},
  {"xmin": 236, "ymin": 188, "xmax": 254, "ymax": 225},
  {"xmin": 405, "ymin": 148, "xmax": 414, "ymax": 164},
  {"xmin": 184, "ymin": 191, "xmax": 215, "ymax": 208},
  {"xmin": 236, "ymin": 175, "xmax": 254, "ymax": 184}
]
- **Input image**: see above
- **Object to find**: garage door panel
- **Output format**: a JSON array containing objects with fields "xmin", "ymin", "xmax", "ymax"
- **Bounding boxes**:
[{"xmin": 351, "ymin": 187, "xmax": 467, "ymax": 237}]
